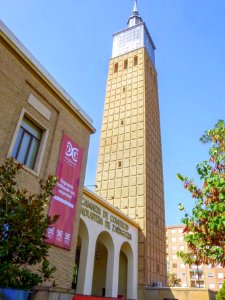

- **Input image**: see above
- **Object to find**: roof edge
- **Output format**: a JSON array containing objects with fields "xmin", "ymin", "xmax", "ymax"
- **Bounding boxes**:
[
  {"xmin": 166, "ymin": 225, "xmax": 185, "ymax": 229},
  {"xmin": 0, "ymin": 21, "xmax": 96, "ymax": 134}
]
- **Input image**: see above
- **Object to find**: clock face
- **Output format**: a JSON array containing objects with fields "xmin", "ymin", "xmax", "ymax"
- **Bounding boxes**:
[{"xmin": 112, "ymin": 23, "xmax": 155, "ymax": 66}]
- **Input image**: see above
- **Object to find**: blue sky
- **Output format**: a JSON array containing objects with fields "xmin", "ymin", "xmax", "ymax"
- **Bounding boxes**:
[{"xmin": 1, "ymin": 0, "xmax": 225, "ymax": 225}]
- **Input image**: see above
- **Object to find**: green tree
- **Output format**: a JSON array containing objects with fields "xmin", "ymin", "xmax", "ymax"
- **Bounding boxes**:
[
  {"xmin": 217, "ymin": 281, "xmax": 225, "ymax": 300},
  {"xmin": 0, "ymin": 158, "xmax": 58, "ymax": 289},
  {"xmin": 167, "ymin": 273, "xmax": 181, "ymax": 287},
  {"xmin": 177, "ymin": 120, "xmax": 225, "ymax": 267}
]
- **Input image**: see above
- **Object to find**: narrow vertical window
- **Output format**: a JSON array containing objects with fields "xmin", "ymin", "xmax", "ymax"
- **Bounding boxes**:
[
  {"xmin": 124, "ymin": 59, "xmax": 128, "ymax": 70},
  {"xmin": 114, "ymin": 63, "xmax": 118, "ymax": 73},
  {"xmin": 12, "ymin": 117, "xmax": 42, "ymax": 170},
  {"xmin": 118, "ymin": 161, "xmax": 122, "ymax": 168},
  {"xmin": 121, "ymin": 120, "xmax": 124, "ymax": 125},
  {"xmin": 156, "ymin": 264, "xmax": 160, "ymax": 273},
  {"xmin": 134, "ymin": 56, "xmax": 138, "ymax": 66},
  {"xmin": 122, "ymin": 86, "xmax": 126, "ymax": 92}
]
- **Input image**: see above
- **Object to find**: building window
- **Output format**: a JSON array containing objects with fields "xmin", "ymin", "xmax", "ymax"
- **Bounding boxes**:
[
  {"xmin": 171, "ymin": 237, "xmax": 176, "ymax": 242},
  {"xmin": 12, "ymin": 116, "xmax": 42, "ymax": 170},
  {"xmin": 179, "ymin": 245, "xmax": 185, "ymax": 251},
  {"xmin": 218, "ymin": 273, "xmax": 224, "ymax": 279},
  {"xmin": 156, "ymin": 264, "xmax": 160, "ymax": 273},
  {"xmin": 208, "ymin": 273, "xmax": 213, "ymax": 278},
  {"xmin": 124, "ymin": 59, "xmax": 128, "ymax": 69},
  {"xmin": 172, "ymin": 246, "xmax": 177, "ymax": 251},
  {"xmin": 121, "ymin": 120, "xmax": 124, "ymax": 125},
  {"xmin": 171, "ymin": 229, "xmax": 176, "ymax": 234},
  {"xmin": 180, "ymin": 264, "xmax": 185, "ymax": 269},
  {"xmin": 122, "ymin": 86, "xmax": 126, "ymax": 92},
  {"xmin": 172, "ymin": 263, "xmax": 177, "ymax": 268},
  {"xmin": 114, "ymin": 63, "xmax": 118, "ymax": 73},
  {"xmin": 134, "ymin": 56, "xmax": 138, "ymax": 66},
  {"xmin": 218, "ymin": 283, "xmax": 223, "ymax": 289},
  {"xmin": 209, "ymin": 283, "xmax": 215, "ymax": 289},
  {"xmin": 172, "ymin": 254, "xmax": 177, "ymax": 260},
  {"xmin": 118, "ymin": 161, "xmax": 122, "ymax": 168}
]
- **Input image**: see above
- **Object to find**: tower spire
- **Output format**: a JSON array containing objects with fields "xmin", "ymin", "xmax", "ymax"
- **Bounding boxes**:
[
  {"xmin": 133, "ymin": 0, "xmax": 138, "ymax": 15},
  {"xmin": 128, "ymin": 0, "xmax": 142, "ymax": 27}
]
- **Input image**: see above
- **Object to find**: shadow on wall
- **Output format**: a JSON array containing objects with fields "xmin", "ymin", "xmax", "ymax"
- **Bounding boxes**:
[
  {"xmin": 143, "ymin": 287, "xmax": 217, "ymax": 300},
  {"xmin": 143, "ymin": 287, "xmax": 175, "ymax": 300}
]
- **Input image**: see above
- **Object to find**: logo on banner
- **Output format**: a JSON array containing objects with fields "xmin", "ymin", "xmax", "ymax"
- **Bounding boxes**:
[{"xmin": 66, "ymin": 142, "xmax": 79, "ymax": 163}]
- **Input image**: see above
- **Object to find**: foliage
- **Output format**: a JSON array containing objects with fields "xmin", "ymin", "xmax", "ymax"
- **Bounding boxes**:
[
  {"xmin": 38, "ymin": 258, "xmax": 57, "ymax": 282},
  {"xmin": 217, "ymin": 280, "xmax": 225, "ymax": 300},
  {"xmin": 177, "ymin": 120, "xmax": 225, "ymax": 267},
  {"xmin": 167, "ymin": 273, "xmax": 181, "ymax": 287},
  {"xmin": 0, "ymin": 158, "xmax": 58, "ymax": 289},
  {"xmin": 72, "ymin": 263, "xmax": 79, "ymax": 289}
]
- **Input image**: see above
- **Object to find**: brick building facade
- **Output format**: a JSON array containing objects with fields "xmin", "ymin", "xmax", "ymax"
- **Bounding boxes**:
[
  {"xmin": 166, "ymin": 225, "xmax": 225, "ymax": 291},
  {"xmin": 0, "ymin": 21, "xmax": 95, "ymax": 289}
]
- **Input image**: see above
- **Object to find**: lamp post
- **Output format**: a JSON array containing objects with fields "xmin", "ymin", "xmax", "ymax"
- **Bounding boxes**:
[{"xmin": 85, "ymin": 184, "xmax": 98, "ymax": 188}]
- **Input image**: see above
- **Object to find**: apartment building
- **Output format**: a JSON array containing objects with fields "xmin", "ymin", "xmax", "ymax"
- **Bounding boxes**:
[{"xmin": 166, "ymin": 225, "xmax": 225, "ymax": 291}]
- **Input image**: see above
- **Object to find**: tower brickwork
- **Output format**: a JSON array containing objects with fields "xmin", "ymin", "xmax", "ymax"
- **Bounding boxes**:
[{"xmin": 95, "ymin": 1, "xmax": 166, "ymax": 289}]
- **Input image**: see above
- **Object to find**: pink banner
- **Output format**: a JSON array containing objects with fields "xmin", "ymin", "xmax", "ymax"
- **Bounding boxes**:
[{"xmin": 46, "ymin": 133, "xmax": 83, "ymax": 250}]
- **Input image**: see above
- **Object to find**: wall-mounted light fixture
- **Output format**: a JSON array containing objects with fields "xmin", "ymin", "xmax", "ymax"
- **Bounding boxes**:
[{"xmin": 96, "ymin": 243, "xmax": 100, "ymax": 260}]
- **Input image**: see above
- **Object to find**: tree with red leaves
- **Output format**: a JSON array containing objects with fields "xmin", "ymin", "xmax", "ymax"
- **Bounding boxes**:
[{"xmin": 177, "ymin": 120, "xmax": 225, "ymax": 268}]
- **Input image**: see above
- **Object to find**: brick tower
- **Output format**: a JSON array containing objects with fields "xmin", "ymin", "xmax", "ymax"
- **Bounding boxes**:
[{"xmin": 95, "ymin": 0, "xmax": 166, "ymax": 292}]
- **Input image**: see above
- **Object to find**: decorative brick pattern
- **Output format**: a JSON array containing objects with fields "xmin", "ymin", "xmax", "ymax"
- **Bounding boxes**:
[{"xmin": 96, "ymin": 48, "xmax": 166, "ymax": 287}]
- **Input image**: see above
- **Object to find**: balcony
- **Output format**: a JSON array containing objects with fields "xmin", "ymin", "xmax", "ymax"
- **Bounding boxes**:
[
  {"xmin": 189, "ymin": 269, "xmax": 204, "ymax": 273},
  {"xmin": 190, "ymin": 277, "xmax": 204, "ymax": 281},
  {"xmin": 190, "ymin": 282, "xmax": 205, "ymax": 288}
]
